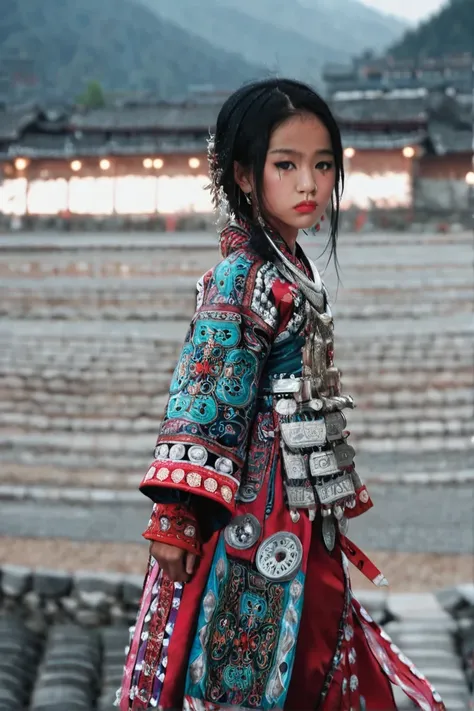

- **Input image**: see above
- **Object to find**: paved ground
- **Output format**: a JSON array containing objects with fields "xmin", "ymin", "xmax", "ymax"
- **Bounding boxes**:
[{"xmin": 0, "ymin": 482, "xmax": 472, "ymax": 554}]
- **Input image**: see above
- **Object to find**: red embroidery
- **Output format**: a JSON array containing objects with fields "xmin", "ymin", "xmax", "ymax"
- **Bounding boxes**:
[
  {"xmin": 143, "ymin": 503, "xmax": 202, "ymax": 556},
  {"xmin": 135, "ymin": 574, "xmax": 174, "ymax": 707}
]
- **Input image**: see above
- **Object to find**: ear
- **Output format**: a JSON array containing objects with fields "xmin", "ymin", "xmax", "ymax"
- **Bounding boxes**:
[{"xmin": 233, "ymin": 161, "xmax": 253, "ymax": 195}]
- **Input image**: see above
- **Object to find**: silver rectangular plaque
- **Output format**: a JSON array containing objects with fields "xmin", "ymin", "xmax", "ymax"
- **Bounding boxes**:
[
  {"xmin": 286, "ymin": 483, "xmax": 316, "ymax": 508},
  {"xmin": 314, "ymin": 472, "xmax": 355, "ymax": 505},
  {"xmin": 280, "ymin": 419, "xmax": 327, "ymax": 449},
  {"xmin": 309, "ymin": 450, "xmax": 340, "ymax": 478},
  {"xmin": 281, "ymin": 447, "xmax": 308, "ymax": 480},
  {"xmin": 271, "ymin": 378, "xmax": 301, "ymax": 394}
]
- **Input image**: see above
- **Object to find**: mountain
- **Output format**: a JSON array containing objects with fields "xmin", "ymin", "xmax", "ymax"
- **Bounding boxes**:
[
  {"xmin": 139, "ymin": 0, "xmax": 408, "ymax": 87},
  {"xmin": 390, "ymin": 0, "xmax": 474, "ymax": 58},
  {"xmin": 0, "ymin": 0, "xmax": 262, "ymax": 100},
  {"xmin": 138, "ymin": 0, "xmax": 350, "ymax": 88}
]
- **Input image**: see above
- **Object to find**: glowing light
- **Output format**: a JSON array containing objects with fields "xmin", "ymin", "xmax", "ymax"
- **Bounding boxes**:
[
  {"xmin": 71, "ymin": 160, "xmax": 82, "ymax": 172},
  {"xmin": 69, "ymin": 177, "xmax": 114, "ymax": 214},
  {"xmin": 100, "ymin": 159, "xmax": 111, "ymax": 171},
  {"xmin": 342, "ymin": 171, "xmax": 411, "ymax": 210},
  {"xmin": 402, "ymin": 146, "xmax": 415, "ymax": 159},
  {"xmin": 14, "ymin": 158, "xmax": 29, "ymax": 171},
  {"xmin": 344, "ymin": 147, "xmax": 356, "ymax": 159},
  {"xmin": 156, "ymin": 175, "xmax": 212, "ymax": 213},
  {"xmin": 143, "ymin": 158, "xmax": 153, "ymax": 169},
  {"xmin": 188, "ymin": 157, "xmax": 201, "ymax": 169},
  {"xmin": 153, "ymin": 158, "xmax": 164, "ymax": 169},
  {"xmin": 465, "ymin": 171, "xmax": 474, "ymax": 186},
  {"xmin": 27, "ymin": 178, "xmax": 68, "ymax": 214},
  {"xmin": 0, "ymin": 178, "xmax": 28, "ymax": 215}
]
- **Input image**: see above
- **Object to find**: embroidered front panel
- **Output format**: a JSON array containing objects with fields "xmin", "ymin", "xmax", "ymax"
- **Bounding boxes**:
[{"xmin": 186, "ymin": 536, "xmax": 303, "ymax": 710}]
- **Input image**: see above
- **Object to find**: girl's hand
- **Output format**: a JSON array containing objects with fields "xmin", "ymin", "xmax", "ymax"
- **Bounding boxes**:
[{"xmin": 149, "ymin": 540, "xmax": 197, "ymax": 583}]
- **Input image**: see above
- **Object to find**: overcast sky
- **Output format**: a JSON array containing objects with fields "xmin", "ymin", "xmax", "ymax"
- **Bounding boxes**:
[{"xmin": 359, "ymin": 0, "xmax": 446, "ymax": 23}]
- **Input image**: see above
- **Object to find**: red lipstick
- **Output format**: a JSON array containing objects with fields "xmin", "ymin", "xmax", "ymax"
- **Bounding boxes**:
[{"xmin": 294, "ymin": 201, "xmax": 318, "ymax": 214}]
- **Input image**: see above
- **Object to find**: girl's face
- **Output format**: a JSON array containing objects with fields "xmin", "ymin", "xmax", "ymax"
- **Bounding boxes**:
[{"xmin": 262, "ymin": 112, "xmax": 336, "ymax": 243}]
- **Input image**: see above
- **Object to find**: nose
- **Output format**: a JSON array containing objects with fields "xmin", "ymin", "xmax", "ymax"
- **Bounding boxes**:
[{"xmin": 297, "ymin": 167, "xmax": 316, "ymax": 195}]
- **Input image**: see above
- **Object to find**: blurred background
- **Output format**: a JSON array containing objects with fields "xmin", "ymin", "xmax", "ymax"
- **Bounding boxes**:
[{"xmin": 0, "ymin": 0, "xmax": 473, "ymax": 709}]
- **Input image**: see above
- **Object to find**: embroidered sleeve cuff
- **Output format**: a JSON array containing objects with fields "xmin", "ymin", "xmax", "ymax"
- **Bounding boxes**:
[
  {"xmin": 142, "ymin": 502, "xmax": 202, "ymax": 556},
  {"xmin": 139, "ymin": 448, "xmax": 239, "ymax": 515}
]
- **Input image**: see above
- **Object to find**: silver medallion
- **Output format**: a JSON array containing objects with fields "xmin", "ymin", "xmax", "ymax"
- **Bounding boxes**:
[
  {"xmin": 324, "ymin": 411, "xmax": 347, "ymax": 442},
  {"xmin": 334, "ymin": 442, "xmax": 356, "ymax": 469},
  {"xmin": 308, "ymin": 398, "xmax": 323, "ymax": 412},
  {"xmin": 215, "ymin": 457, "xmax": 233, "ymax": 475},
  {"xmin": 309, "ymin": 450, "xmax": 340, "ymax": 478},
  {"xmin": 188, "ymin": 445, "xmax": 208, "ymax": 466},
  {"xmin": 281, "ymin": 419, "xmax": 327, "ymax": 450},
  {"xmin": 169, "ymin": 444, "xmax": 185, "ymax": 460},
  {"xmin": 275, "ymin": 398, "xmax": 297, "ymax": 416},
  {"xmin": 314, "ymin": 471, "xmax": 355, "ymax": 505},
  {"xmin": 322, "ymin": 516, "xmax": 336, "ymax": 552},
  {"xmin": 224, "ymin": 514, "xmax": 261, "ymax": 550},
  {"xmin": 256, "ymin": 532, "xmax": 303, "ymax": 582},
  {"xmin": 271, "ymin": 377, "xmax": 301, "ymax": 394},
  {"xmin": 154, "ymin": 444, "xmax": 169, "ymax": 460}
]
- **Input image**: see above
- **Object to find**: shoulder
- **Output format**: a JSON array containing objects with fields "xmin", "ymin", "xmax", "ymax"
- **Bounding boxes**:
[{"xmin": 195, "ymin": 249, "xmax": 284, "ymax": 334}]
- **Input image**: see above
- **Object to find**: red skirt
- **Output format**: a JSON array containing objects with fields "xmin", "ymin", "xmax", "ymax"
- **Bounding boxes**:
[{"xmin": 120, "ymin": 522, "xmax": 445, "ymax": 711}]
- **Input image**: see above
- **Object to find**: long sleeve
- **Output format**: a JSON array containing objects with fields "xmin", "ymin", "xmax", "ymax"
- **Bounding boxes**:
[{"xmin": 139, "ymin": 251, "xmax": 279, "ymax": 531}]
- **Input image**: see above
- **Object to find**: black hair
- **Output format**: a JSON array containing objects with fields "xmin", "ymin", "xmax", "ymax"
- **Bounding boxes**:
[{"xmin": 212, "ymin": 77, "xmax": 344, "ymax": 272}]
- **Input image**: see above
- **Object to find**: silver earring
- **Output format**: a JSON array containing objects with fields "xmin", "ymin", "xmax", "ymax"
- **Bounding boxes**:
[{"xmin": 245, "ymin": 192, "xmax": 252, "ymax": 205}]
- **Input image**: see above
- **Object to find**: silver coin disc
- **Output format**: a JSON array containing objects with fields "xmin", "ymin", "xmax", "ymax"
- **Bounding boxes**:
[{"xmin": 256, "ymin": 532, "xmax": 303, "ymax": 582}]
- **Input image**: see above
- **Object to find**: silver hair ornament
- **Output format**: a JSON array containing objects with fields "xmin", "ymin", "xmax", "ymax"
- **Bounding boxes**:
[{"xmin": 206, "ymin": 132, "xmax": 233, "ymax": 228}]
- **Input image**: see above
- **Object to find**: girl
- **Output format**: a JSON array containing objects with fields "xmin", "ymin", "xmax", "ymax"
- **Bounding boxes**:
[{"xmin": 119, "ymin": 78, "xmax": 445, "ymax": 711}]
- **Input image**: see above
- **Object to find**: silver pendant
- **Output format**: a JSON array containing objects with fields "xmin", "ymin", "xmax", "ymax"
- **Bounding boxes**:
[
  {"xmin": 275, "ymin": 398, "xmax": 297, "ymax": 416},
  {"xmin": 334, "ymin": 442, "xmax": 356, "ymax": 468},
  {"xmin": 314, "ymin": 471, "xmax": 355, "ymax": 505},
  {"xmin": 309, "ymin": 450, "xmax": 340, "ymax": 478},
  {"xmin": 324, "ymin": 411, "xmax": 347, "ymax": 441},
  {"xmin": 256, "ymin": 532, "xmax": 303, "ymax": 582},
  {"xmin": 224, "ymin": 514, "xmax": 261, "ymax": 550},
  {"xmin": 322, "ymin": 517, "xmax": 336, "ymax": 552},
  {"xmin": 309, "ymin": 398, "xmax": 323, "ymax": 412},
  {"xmin": 290, "ymin": 509, "xmax": 300, "ymax": 523},
  {"xmin": 281, "ymin": 419, "xmax": 327, "ymax": 450},
  {"xmin": 338, "ymin": 516, "xmax": 349, "ymax": 536}
]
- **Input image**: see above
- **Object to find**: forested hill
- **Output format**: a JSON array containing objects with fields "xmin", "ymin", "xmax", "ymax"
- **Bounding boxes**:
[
  {"xmin": 390, "ymin": 0, "xmax": 474, "ymax": 58},
  {"xmin": 0, "ymin": 0, "xmax": 262, "ymax": 99}
]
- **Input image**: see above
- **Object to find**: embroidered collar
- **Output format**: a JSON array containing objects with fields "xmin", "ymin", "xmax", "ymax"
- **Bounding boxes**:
[{"xmin": 219, "ymin": 217, "xmax": 310, "ymax": 273}]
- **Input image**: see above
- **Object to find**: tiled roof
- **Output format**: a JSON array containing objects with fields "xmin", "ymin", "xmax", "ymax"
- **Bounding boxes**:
[
  {"xmin": 0, "ymin": 566, "xmax": 472, "ymax": 711},
  {"xmin": 333, "ymin": 96, "xmax": 428, "ymax": 124},
  {"xmin": 69, "ymin": 104, "xmax": 219, "ymax": 132},
  {"xmin": 0, "ymin": 106, "xmax": 39, "ymax": 141}
]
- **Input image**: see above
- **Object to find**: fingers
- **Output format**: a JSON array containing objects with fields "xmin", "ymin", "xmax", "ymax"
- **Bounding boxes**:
[
  {"xmin": 149, "ymin": 541, "xmax": 190, "ymax": 583},
  {"xmin": 185, "ymin": 552, "xmax": 196, "ymax": 576}
]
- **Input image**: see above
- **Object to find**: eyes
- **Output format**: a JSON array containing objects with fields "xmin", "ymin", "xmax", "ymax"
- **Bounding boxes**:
[{"xmin": 274, "ymin": 160, "xmax": 334, "ymax": 172}]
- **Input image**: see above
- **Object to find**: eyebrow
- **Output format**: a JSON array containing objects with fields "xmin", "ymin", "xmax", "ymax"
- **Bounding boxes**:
[{"xmin": 269, "ymin": 148, "xmax": 334, "ymax": 157}]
